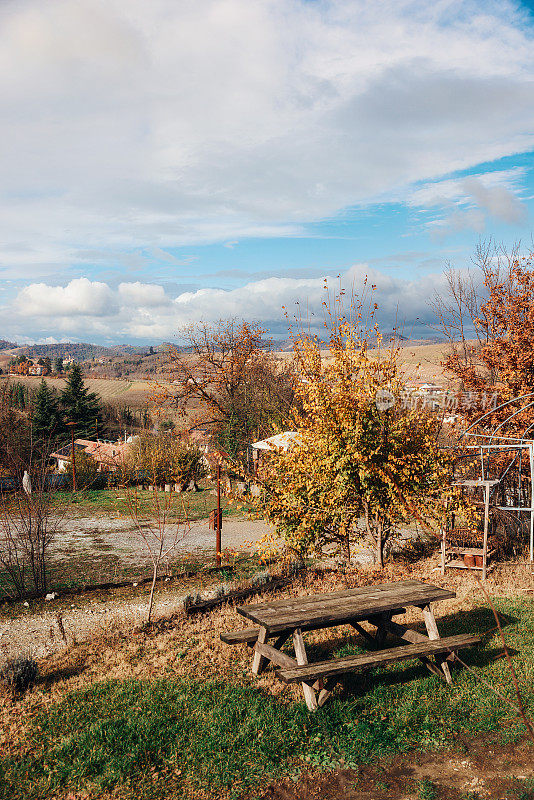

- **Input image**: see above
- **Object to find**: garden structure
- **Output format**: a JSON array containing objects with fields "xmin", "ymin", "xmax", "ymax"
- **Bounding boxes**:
[
  {"xmin": 449, "ymin": 394, "xmax": 534, "ymax": 573},
  {"xmin": 441, "ymin": 479, "xmax": 498, "ymax": 581},
  {"xmin": 221, "ymin": 579, "xmax": 479, "ymax": 711}
]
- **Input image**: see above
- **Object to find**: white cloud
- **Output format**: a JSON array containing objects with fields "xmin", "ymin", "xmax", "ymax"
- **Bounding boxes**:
[
  {"xmin": 7, "ymin": 266, "xmax": 453, "ymax": 342},
  {"xmin": 462, "ymin": 177, "xmax": 527, "ymax": 223},
  {"xmin": 407, "ymin": 168, "xmax": 528, "ymax": 234},
  {"xmin": 16, "ymin": 277, "xmax": 117, "ymax": 317},
  {"xmin": 0, "ymin": 0, "xmax": 533, "ymax": 274},
  {"xmin": 118, "ymin": 282, "xmax": 170, "ymax": 307}
]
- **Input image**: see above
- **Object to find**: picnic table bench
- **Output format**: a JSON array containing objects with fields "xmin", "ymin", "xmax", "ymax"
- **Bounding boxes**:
[{"xmin": 221, "ymin": 579, "xmax": 479, "ymax": 710}]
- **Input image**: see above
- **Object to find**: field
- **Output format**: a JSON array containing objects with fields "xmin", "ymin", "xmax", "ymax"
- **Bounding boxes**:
[
  {"xmin": 0, "ymin": 375, "xmax": 162, "ymax": 408},
  {"xmin": 276, "ymin": 341, "xmax": 453, "ymax": 386},
  {"xmin": 0, "ymin": 341, "xmax": 455, "ymax": 413}
]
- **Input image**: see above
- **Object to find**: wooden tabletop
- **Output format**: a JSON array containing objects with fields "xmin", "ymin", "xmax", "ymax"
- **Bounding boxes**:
[{"xmin": 237, "ymin": 579, "xmax": 455, "ymax": 634}]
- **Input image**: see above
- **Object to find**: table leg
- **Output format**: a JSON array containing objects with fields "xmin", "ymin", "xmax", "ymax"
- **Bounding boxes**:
[
  {"xmin": 292, "ymin": 628, "xmax": 318, "ymax": 711},
  {"xmin": 251, "ymin": 626, "xmax": 268, "ymax": 675},
  {"xmin": 421, "ymin": 603, "xmax": 452, "ymax": 684},
  {"xmin": 317, "ymin": 677, "xmax": 339, "ymax": 708}
]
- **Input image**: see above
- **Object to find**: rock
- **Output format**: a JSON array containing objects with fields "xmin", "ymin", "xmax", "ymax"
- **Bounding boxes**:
[
  {"xmin": 45, "ymin": 593, "xmax": 56, "ymax": 601},
  {"xmin": 23, "ymin": 601, "xmax": 29, "ymax": 607}
]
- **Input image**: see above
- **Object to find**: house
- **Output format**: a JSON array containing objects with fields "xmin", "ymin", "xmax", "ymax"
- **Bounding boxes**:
[
  {"xmin": 50, "ymin": 439, "xmax": 132, "ymax": 473},
  {"xmin": 28, "ymin": 364, "xmax": 43, "ymax": 376}
]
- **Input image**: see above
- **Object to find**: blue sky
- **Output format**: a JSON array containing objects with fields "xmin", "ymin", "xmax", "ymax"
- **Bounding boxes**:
[{"xmin": 1, "ymin": 0, "xmax": 534, "ymax": 344}]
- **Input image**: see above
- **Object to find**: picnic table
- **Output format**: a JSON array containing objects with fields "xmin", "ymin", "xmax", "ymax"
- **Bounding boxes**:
[{"xmin": 221, "ymin": 579, "xmax": 479, "ymax": 711}]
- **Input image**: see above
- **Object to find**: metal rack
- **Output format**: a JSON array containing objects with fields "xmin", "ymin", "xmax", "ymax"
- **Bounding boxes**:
[
  {"xmin": 441, "ymin": 479, "xmax": 498, "ymax": 581},
  {"xmin": 456, "ymin": 394, "xmax": 534, "ymax": 566}
]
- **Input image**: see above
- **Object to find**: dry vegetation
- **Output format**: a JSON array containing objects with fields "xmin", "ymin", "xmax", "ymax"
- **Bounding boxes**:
[{"xmin": 1, "ymin": 556, "xmax": 532, "ymax": 799}]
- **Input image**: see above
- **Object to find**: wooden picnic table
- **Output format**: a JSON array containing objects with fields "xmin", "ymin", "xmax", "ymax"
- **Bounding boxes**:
[{"xmin": 221, "ymin": 579, "xmax": 479, "ymax": 711}]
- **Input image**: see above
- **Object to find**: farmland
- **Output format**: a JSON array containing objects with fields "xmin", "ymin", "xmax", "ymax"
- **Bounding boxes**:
[
  {"xmin": 0, "ymin": 375, "xmax": 162, "ymax": 408},
  {"xmin": 0, "ymin": 340, "xmax": 455, "ymax": 420}
]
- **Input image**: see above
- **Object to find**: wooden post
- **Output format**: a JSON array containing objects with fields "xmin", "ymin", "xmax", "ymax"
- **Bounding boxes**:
[
  {"xmin": 66, "ymin": 422, "xmax": 76, "ymax": 492},
  {"xmin": 421, "ymin": 603, "xmax": 452, "ymax": 684},
  {"xmin": 440, "ymin": 525, "xmax": 446, "ymax": 576},
  {"xmin": 292, "ymin": 628, "xmax": 317, "ymax": 711},
  {"xmin": 216, "ymin": 463, "xmax": 221, "ymax": 567},
  {"xmin": 251, "ymin": 626, "xmax": 268, "ymax": 674}
]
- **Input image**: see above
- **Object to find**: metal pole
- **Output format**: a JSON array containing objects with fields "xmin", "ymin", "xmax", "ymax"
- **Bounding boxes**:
[
  {"xmin": 482, "ymin": 483, "xmax": 489, "ymax": 582},
  {"xmin": 216, "ymin": 463, "xmax": 221, "ymax": 567}
]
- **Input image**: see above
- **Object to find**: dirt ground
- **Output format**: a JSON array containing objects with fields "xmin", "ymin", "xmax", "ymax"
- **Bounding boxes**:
[
  {"xmin": 262, "ymin": 735, "xmax": 534, "ymax": 799},
  {"xmin": 47, "ymin": 513, "xmax": 275, "ymax": 584}
]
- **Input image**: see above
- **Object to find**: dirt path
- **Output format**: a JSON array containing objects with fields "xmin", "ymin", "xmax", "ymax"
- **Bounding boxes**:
[
  {"xmin": 47, "ymin": 514, "xmax": 277, "ymax": 585},
  {"xmin": 263, "ymin": 735, "xmax": 534, "ymax": 799},
  {"xmin": 0, "ymin": 515, "xmax": 278, "ymax": 663}
]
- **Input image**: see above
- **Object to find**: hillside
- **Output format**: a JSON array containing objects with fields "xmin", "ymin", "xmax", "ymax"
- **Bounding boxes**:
[
  {"xmin": 0, "ymin": 375, "xmax": 160, "ymax": 408},
  {"xmin": 19, "ymin": 342, "xmax": 153, "ymax": 360}
]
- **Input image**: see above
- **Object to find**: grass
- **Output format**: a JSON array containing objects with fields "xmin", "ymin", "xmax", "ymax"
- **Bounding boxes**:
[
  {"xmin": 51, "ymin": 487, "xmax": 245, "ymax": 521},
  {"xmin": 416, "ymin": 778, "xmax": 438, "ymax": 800},
  {"xmin": 1, "ymin": 596, "xmax": 533, "ymax": 800}
]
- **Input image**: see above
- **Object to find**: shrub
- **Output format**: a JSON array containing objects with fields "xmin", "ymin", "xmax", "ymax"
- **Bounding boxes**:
[{"xmin": 1, "ymin": 654, "xmax": 38, "ymax": 694}]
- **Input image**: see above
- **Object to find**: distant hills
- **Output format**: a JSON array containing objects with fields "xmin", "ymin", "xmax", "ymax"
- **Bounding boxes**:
[
  {"xmin": 0, "ymin": 335, "xmax": 444, "ymax": 361},
  {"xmin": 17, "ymin": 342, "xmax": 154, "ymax": 360}
]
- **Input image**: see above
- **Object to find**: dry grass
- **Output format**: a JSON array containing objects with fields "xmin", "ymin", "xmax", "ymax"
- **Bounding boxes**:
[{"xmin": 2, "ymin": 553, "xmax": 532, "ymax": 762}]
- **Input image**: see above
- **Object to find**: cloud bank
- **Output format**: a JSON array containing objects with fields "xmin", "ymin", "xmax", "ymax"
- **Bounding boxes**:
[{"xmin": 7, "ymin": 266, "xmax": 455, "ymax": 342}]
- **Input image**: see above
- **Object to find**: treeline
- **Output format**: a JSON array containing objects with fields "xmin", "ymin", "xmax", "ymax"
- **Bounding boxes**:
[{"xmin": 1, "ymin": 366, "xmax": 154, "ymax": 474}]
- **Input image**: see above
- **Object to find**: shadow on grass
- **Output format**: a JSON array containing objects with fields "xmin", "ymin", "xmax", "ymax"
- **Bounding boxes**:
[
  {"xmin": 39, "ymin": 663, "xmax": 87, "ymax": 690},
  {"xmin": 278, "ymin": 605, "xmax": 520, "ymax": 702}
]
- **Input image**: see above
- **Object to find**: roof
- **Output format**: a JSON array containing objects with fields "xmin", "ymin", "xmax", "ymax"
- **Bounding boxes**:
[
  {"xmin": 251, "ymin": 431, "xmax": 300, "ymax": 452},
  {"xmin": 50, "ymin": 439, "xmax": 131, "ymax": 466}
]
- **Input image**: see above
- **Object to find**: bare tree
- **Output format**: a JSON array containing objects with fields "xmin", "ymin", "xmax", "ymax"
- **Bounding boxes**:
[
  {"xmin": 0, "ymin": 458, "xmax": 65, "ymax": 597},
  {"xmin": 121, "ymin": 477, "xmax": 193, "ymax": 624},
  {"xmin": 430, "ymin": 238, "xmax": 520, "ymax": 391}
]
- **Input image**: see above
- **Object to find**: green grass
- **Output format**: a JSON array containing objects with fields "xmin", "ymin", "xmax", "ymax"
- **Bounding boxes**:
[
  {"xmin": 51, "ymin": 488, "xmax": 245, "ymax": 522},
  {"xmin": 416, "ymin": 778, "xmax": 438, "ymax": 800},
  {"xmin": 1, "ymin": 598, "xmax": 533, "ymax": 800}
]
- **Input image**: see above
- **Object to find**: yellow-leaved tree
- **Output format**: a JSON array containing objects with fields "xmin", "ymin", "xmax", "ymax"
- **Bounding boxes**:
[{"xmin": 257, "ymin": 300, "xmax": 455, "ymax": 567}]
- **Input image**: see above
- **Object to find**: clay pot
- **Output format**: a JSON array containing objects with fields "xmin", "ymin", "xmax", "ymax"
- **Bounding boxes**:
[
  {"xmin": 475, "ymin": 555, "xmax": 483, "ymax": 567},
  {"xmin": 463, "ymin": 553, "xmax": 476, "ymax": 567}
]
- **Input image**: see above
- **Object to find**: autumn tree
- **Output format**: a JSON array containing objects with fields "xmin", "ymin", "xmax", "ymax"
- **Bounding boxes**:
[
  {"xmin": 432, "ymin": 241, "xmax": 534, "ymax": 424},
  {"xmin": 157, "ymin": 320, "xmax": 295, "ymax": 460},
  {"xmin": 125, "ymin": 432, "xmax": 206, "ymax": 489},
  {"xmin": 256, "ymin": 307, "xmax": 454, "ymax": 567},
  {"xmin": 64, "ymin": 448, "xmax": 100, "ymax": 491}
]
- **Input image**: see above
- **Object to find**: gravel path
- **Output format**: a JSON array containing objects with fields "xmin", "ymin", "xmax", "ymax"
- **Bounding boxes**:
[
  {"xmin": 0, "ymin": 515, "xmax": 279, "ymax": 665},
  {"xmin": 45, "ymin": 514, "xmax": 277, "ymax": 585}
]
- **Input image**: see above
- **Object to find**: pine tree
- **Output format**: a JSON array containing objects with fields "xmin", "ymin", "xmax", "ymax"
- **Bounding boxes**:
[
  {"xmin": 60, "ymin": 364, "xmax": 102, "ymax": 439},
  {"xmin": 32, "ymin": 379, "xmax": 62, "ymax": 440}
]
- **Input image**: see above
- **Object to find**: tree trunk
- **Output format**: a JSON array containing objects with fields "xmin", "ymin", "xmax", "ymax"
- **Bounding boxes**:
[
  {"xmin": 146, "ymin": 561, "xmax": 158, "ymax": 624},
  {"xmin": 376, "ymin": 522, "xmax": 384, "ymax": 568},
  {"xmin": 344, "ymin": 533, "xmax": 351, "ymax": 564}
]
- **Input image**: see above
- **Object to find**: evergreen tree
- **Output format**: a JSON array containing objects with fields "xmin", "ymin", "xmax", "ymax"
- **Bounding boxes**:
[
  {"xmin": 54, "ymin": 356, "xmax": 63, "ymax": 373},
  {"xmin": 32, "ymin": 379, "xmax": 62, "ymax": 440},
  {"xmin": 60, "ymin": 364, "xmax": 102, "ymax": 439}
]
